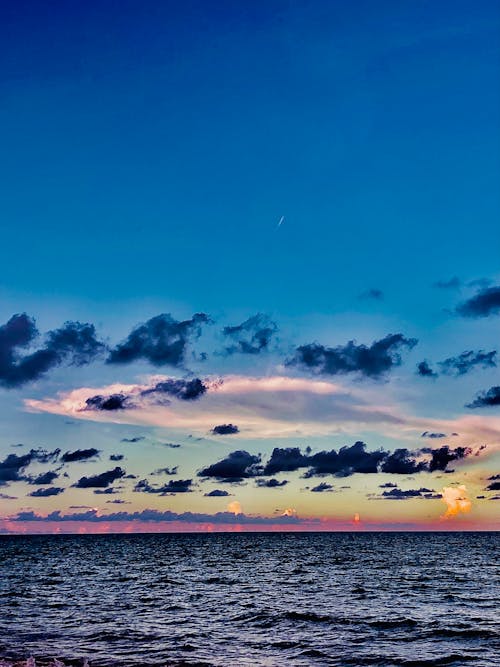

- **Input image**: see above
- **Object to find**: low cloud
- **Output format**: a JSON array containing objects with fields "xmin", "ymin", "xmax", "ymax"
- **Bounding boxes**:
[
  {"xmin": 28, "ymin": 486, "xmax": 65, "ymax": 497},
  {"xmin": 467, "ymin": 386, "xmax": 500, "ymax": 409},
  {"xmin": 255, "ymin": 478, "xmax": 288, "ymax": 488},
  {"xmin": 416, "ymin": 361, "xmax": 437, "ymax": 378},
  {"xmin": 456, "ymin": 286, "xmax": 500, "ymax": 318},
  {"xmin": 109, "ymin": 454, "xmax": 124, "ymax": 461},
  {"xmin": 287, "ymin": 334, "xmax": 417, "ymax": 378},
  {"xmin": 61, "ymin": 448, "xmax": 100, "ymax": 463},
  {"xmin": 26, "ymin": 470, "xmax": 59, "ymax": 485},
  {"xmin": 433, "ymin": 277, "xmax": 461, "ymax": 290},
  {"xmin": 441, "ymin": 485, "xmax": 472, "ymax": 518},
  {"xmin": 221, "ymin": 314, "xmax": 278, "ymax": 355},
  {"xmin": 211, "ymin": 423, "xmax": 239, "ymax": 435},
  {"xmin": 421, "ymin": 432, "xmax": 447, "ymax": 439},
  {"xmin": 380, "ymin": 487, "xmax": 440, "ymax": 500},
  {"xmin": 0, "ymin": 314, "xmax": 104, "ymax": 388},
  {"xmin": 134, "ymin": 478, "xmax": 193, "ymax": 494},
  {"xmin": 198, "ymin": 450, "xmax": 262, "ymax": 482},
  {"xmin": 204, "ymin": 489, "xmax": 230, "ymax": 497},
  {"xmin": 439, "ymin": 350, "xmax": 497, "ymax": 376},
  {"xmin": 107, "ymin": 313, "xmax": 210, "ymax": 367},
  {"xmin": 310, "ymin": 482, "xmax": 334, "ymax": 493},
  {"xmin": 0, "ymin": 449, "xmax": 60, "ymax": 486},
  {"xmin": 151, "ymin": 467, "xmax": 178, "ymax": 476},
  {"xmin": 73, "ymin": 467, "xmax": 126, "ymax": 489}
]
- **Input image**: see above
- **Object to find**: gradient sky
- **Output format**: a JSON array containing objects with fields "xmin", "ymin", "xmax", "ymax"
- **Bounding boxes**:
[{"xmin": 1, "ymin": 0, "xmax": 499, "ymax": 532}]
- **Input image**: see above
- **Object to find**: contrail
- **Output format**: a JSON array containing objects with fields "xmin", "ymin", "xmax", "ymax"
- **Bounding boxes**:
[{"xmin": 277, "ymin": 215, "xmax": 285, "ymax": 228}]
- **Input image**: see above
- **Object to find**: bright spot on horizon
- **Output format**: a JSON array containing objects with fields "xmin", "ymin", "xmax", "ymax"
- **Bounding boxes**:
[
  {"xmin": 441, "ymin": 485, "xmax": 472, "ymax": 519},
  {"xmin": 281, "ymin": 508, "xmax": 297, "ymax": 517},
  {"xmin": 227, "ymin": 501, "xmax": 242, "ymax": 515},
  {"xmin": 354, "ymin": 513, "xmax": 360, "ymax": 523}
]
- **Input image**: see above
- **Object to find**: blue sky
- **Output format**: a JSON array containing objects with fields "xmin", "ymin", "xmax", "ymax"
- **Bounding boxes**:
[{"xmin": 0, "ymin": 1, "xmax": 499, "ymax": 531}]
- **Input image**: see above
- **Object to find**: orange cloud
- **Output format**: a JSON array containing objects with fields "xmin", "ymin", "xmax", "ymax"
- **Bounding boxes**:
[{"xmin": 441, "ymin": 485, "xmax": 472, "ymax": 519}]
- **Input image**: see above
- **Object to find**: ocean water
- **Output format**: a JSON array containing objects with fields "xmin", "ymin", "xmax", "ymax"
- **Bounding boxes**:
[{"xmin": 0, "ymin": 532, "xmax": 498, "ymax": 667}]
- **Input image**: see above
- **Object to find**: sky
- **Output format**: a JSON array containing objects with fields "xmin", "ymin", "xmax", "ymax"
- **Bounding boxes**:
[{"xmin": 0, "ymin": 0, "xmax": 499, "ymax": 533}]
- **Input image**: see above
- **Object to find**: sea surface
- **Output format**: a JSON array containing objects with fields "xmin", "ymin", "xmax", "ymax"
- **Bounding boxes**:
[{"xmin": 0, "ymin": 532, "xmax": 498, "ymax": 667}]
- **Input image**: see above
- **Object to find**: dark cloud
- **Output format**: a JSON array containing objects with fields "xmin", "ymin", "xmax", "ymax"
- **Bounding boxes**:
[
  {"xmin": 0, "ymin": 492, "xmax": 17, "ymax": 499},
  {"xmin": 93, "ymin": 487, "xmax": 122, "ymax": 495},
  {"xmin": 486, "ymin": 476, "xmax": 500, "ymax": 491},
  {"xmin": 141, "ymin": 378, "xmax": 207, "ymax": 402},
  {"xmin": 121, "ymin": 436, "xmax": 145, "ymax": 443},
  {"xmin": 109, "ymin": 454, "xmax": 124, "ymax": 461},
  {"xmin": 12, "ymin": 508, "xmax": 303, "ymax": 526},
  {"xmin": 73, "ymin": 467, "xmax": 126, "ymax": 488},
  {"xmin": 310, "ymin": 482, "xmax": 334, "ymax": 492},
  {"xmin": 61, "ymin": 448, "xmax": 100, "ymax": 463},
  {"xmin": 0, "ymin": 314, "xmax": 104, "ymax": 388},
  {"xmin": 221, "ymin": 314, "xmax": 278, "ymax": 355},
  {"xmin": 28, "ymin": 487, "xmax": 65, "ymax": 497},
  {"xmin": 466, "ymin": 386, "xmax": 500, "ymax": 408},
  {"xmin": 204, "ymin": 489, "xmax": 230, "ymax": 497},
  {"xmin": 107, "ymin": 313, "xmax": 210, "ymax": 367},
  {"xmin": 83, "ymin": 393, "xmax": 134, "ymax": 411},
  {"xmin": 151, "ymin": 466, "xmax": 178, "ymax": 476},
  {"xmin": 211, "ymin": 423, "xmax": 239, "ymax": 435},
  {"xmin": 433, "ymin": 277, "xmax": 461, "ymax": 289},
  {"xmin": 379, "ymin": 482, "xmax": 398, "ymax": 488},
  {"xmin": 416, "ymin": 361, "xmax": 437, "ymax": 378},
  {"xmin": 27, "ymin": 470, "xmax": 59, "ymax": 485},
  {"xmin": 198, "ymin": 450, "xmax": 262, "ymax": 482},
  {"xmin": 421, "ymin": 432, "xmax": 447, "ymax": 439},
  {"xmin": 381, "ymin": 487, "xmax": 441, "ymax": 500},
  {"xmin": 161, "ymin": 442, "xmax": 182, "ymax": 449},
  {"xmin": 134, "ymin": 478, "xmax": 193, "ymax": 494},
  {"xmin": 255, "ymin": 478, "xmax": 288, "ymax": 488},
  {"xmin": 439, "ymin": 350, "xmax": 497, "ymax": 376},
  {"xmin": 380, "ymin": 448, "xmax": 427, "ymax": 474},
  {"xmin": 0, "ymin": 449, "xmax": 60, "ymax": 486},
  {"xmin": 106, "ymin": 499, "xmax": 130, "ymax": 504},
  {"xmin": 359, "ymin": 288, "xmax": 384, "ymax": 300},
  {"xmin": 422, "ymin": 446, "xmax": 472, "ymax": 472},
  {"xmin": 287, "ymin": 334, "xmax": 417, "ymax": 378},
  {"xmin": 203, "ymin": 441, "xmax": 472, "ymax": 482},
  {"xmin": 456, "ymin": 286, "xmax": 500, "ymax": 318}
]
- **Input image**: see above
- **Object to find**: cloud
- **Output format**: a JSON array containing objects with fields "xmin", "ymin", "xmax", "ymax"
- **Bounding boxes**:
[
  {"xmin": 287, "ymin": 334, "xmax": 417, "ymax": 378},
  {"xmin": 421, "ymin": 432, "xmax": 447, "ymax": 439},
  {"xmin": 204, "ymin": 442, "xmax": 473, "ymax": 482},
  {"xmin": 416, "ymin": 361, "xmax": 437, "ymax": 378},
  {"xmin": 486, "ymin": 476, "xmax": 500, "ymax": 491},
  {"xmin": 28, "ymin": 487, "xmax": 65, "ymax": 497},
  {"xmin": 107, "ymin": 313, "xmax": 210, "ymax": 367},
  {"xmin": 94, "ymin": 487, "xmax": 122, "ymax": 495},
  {"xmin": 0, "ymin": 448, "xmax": 60, "ymax": 486},
  {"xmin": 456, "ymin": 286, "xmax": 500, "ymax": 318},
  {"xmin": 438, "ymin": 350, "xmax": 497, "ymax": 376},
  {"xmin": 380, "ymin": 487, "xmax": 440, "ymax": 500},
  {"xmin": 227, "ymin": 501, "xmax": 242, "ymax": 515},
  {"xmin": 11, "ymin": 508, "xmax": 303, "ymax": 526},
  {"xmin": 134, "ymin": 478, "xmax": 192, "ymax": 494},
  {"xmin": 151, "ymin": 466, "xmax": 178, "ymax": 476},
  {"xmin": 83, "ymin": 393, "xmax": 135, "ymax": 411},
  {"xmin": 106, "ymin": 499, "xmax": 130, "ymax": 504},
  {"xmin": 26, "ymin": 470, "xmax": 59, "ymax": 485},
  {"xmin": 255, "ymin": 478, "xmax": 288, "ymax": 488},
  {"xmin": 73, "ymin": 467, "xmax": 126, "ymax": 488},
  {"xmin": 425, "ymin": 446, "xmax": 472, "ymax": 472},
  {"xmin": 109, "ymin": 454, "xmax": 124, "ymax": 461},
  {"xmin": 61, "ymin": 448, "xmax": 100, "ymax": 463},
  {"xmin": 211, "ymin": 423, "xmax": 239, "ymax": 435},
  {"xmin": 0, "ymin": 314, "xmax": 104, "ymax": 388},
  {"xmin": 379, "ymin": 482, "xmax": 398, "ymax": 488},
  {"xmin": 310, "ymin": 482, "xmax": 334, "ymax": 492},
  {"xmin": 121, "ymin": 436, "xmax": 145, "ymax": 443},
  {"xmin": 467, "ymin": 386, "xmax": 500, "ymax": 409},
  {"xmin": 140, "ymin": 378, "xmax": 207, "ymax": 401},
  {"xmin": 204, "ymin": 489, "xmax": 230, "ymax": 497},
  {"xmin": 0, "ymin": 492, "xmax": 17, "ymax": 499},
  {"xmin": 441, "ymin": 485, "xmax": 472, "ymax": 518},
  {"xmin": 221, "ymin": 314, "xmax": 278, "ymax": 355},
  {"xmin": 198, "ymin": 450, "xmax": 262, "ymax": 482},
  {"xmin": 358, "ymin": 288, "xmax": 384, "ymax": 300},
  {"xmin": 433, "ymin": 277, "xmax": 461, "ymax": 289}
]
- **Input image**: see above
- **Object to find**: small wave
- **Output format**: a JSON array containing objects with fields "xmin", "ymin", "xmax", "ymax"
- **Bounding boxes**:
[
  {"xmin": 368, "ymin": 618, "xmax": 418, "ymax": 629},
  {"xmin": 401, "ymin": 655, "xmax": 478, "ymax": 666}
]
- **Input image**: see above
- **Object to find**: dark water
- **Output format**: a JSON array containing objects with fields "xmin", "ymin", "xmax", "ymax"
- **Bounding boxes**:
[{"xmin": 0, "ymin": 532, "xmax": 498, "ymax": 666}]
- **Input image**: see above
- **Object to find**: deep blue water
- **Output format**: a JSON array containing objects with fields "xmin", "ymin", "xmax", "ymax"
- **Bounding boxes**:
[{"xmin": 0, "ymin": 532, "xmax": 498, "ymax": 666}]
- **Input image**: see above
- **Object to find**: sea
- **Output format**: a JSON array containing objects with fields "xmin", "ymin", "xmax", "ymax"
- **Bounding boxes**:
[{"xmin": 0, "ymin": 532, "xmax": 498, "ymax": 667}]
